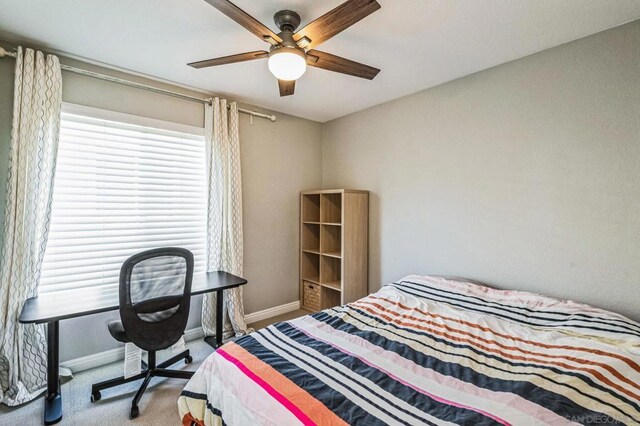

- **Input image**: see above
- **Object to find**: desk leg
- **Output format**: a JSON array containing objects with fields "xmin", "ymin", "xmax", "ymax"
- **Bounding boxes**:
[
  {"xmin": 44, "ymin": 320, "xmax": 62, "ymax": 425},
  {"xmin": 215, "ymin": 289, "xmax": 223, "ymax": 348},
  {"xmin": 203, "ymin": 289, "xmax": 225, "ymax": 349}
]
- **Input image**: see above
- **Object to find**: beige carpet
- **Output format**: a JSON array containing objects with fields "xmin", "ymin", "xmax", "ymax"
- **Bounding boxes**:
[{"xmin": 0, "ymin": 310, "xmax": 306, "ymax": 425}]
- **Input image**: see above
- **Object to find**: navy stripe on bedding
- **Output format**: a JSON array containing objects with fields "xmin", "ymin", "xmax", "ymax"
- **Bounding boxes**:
[
  {"xmin": 389, "ymin": 281, "xmax": 640, "ymax": 339},
  {"xmin": 272, "ymin": 321, "xmax": 500, "ymax": 425},
  {"xmin": 236, "ymin": 332, "xmax": 391, "ymax": 426},
  {"xmin": 312, "ymin": 309, "xmax": 627, "ymax": 423}
]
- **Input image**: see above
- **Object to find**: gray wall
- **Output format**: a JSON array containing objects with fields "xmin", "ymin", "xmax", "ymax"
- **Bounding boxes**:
[
  {"xmin": 0, "ymin": 49, "xmax": 322, "ymax": 361},
  {"xmin": 322, "ymin": 21, "xmax": 640, "ymax": 321}
]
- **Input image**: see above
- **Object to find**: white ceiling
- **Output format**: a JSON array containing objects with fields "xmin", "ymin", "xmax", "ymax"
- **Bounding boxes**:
[{"xmin": 1, "ymin": 1, "xmax": 639, "ymax": 122}]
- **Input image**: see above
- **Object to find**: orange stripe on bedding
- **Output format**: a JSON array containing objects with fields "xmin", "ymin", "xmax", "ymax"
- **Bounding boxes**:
[
  {"xmin": 357, "ymin": 298, "xmax": 640, "ymax": 395},
  {"xmin": 222, "ymin": 342, "xmax": 348, "ymax": 426},
  {"xmin": 182, "ymin": 412, "xmax": 205, "ymax": 426},
  {"xmin": 352, "ymin": 301, "xmax": 640, "ymax": 402},
  {"xmin": 368, "ymin": 294, "xmax": 640, "ymax": 373}
]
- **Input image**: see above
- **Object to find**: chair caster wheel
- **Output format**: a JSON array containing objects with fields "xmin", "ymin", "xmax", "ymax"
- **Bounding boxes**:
[
  {"xmin": 129, "ymin": 406, "xmax": 139, "ymax": 419},
  {"xmin": 185, "ymin": 355, "xmax": 193, "ymax": 364},
  {"xmin": 90, "ymin": 390, "xmax": 101, "ymax": 402}
]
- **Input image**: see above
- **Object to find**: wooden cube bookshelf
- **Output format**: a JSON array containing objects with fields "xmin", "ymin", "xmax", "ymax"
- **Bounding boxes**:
[{"xmin": 300, "ymin": 189, "xmax": 368, "ymax": 312}]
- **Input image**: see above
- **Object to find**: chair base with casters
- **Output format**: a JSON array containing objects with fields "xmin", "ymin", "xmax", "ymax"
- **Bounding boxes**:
[
  {"xmin": 92, "ymin": 247, "xmax": 196, "ymax": 419},
  {"xmin": 90, "ymin": 322, "xmax": 194, "ymax": 419}
]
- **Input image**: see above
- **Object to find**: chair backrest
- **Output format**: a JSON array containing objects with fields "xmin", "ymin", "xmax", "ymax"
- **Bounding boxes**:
[{"xmin": 119, "ymin": 247, "xmax": 194, "ymax": 352}]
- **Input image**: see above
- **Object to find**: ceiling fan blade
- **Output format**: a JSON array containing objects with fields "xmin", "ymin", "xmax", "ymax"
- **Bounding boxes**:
[
  {"xmin": 306, "ymin": 50, "xmax": 380, "ymax": 80},
  {"xmin": 188, "ymin": 50, "xmax": 268, "ymax": 69},
  {"xmin": 203, "ymin": 0, "xmax": 282, "ymax": 44},
  {"xmin": 278, "ymin": 79, "xmax": 295, "ymax": 97},
  {"xmin": 293, "ymin": 0, "xmax": 380, "ymax": 49}
]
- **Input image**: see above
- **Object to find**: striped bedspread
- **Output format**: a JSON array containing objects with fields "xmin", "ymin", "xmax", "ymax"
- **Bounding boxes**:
[{"xmin": 178, "ymin": 275, "xmax": 640, "ymax": 425}]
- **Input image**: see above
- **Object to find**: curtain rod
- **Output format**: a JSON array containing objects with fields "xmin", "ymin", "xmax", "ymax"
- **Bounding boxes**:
[{"xmin": 0, "ymin": 46, "xmax": 276, "ymax": 122}]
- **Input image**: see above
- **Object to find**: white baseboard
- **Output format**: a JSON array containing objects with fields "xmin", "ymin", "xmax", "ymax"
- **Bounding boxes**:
[
  {"xmin": 60, "ymin": 326, "xmax": 206, "ymax": 373},
  {"xmin": 245, "ymin": 300, "xmax": 300, "ymax": 324},
  {"xmin": 61, "ymin": 346, "xmax": 123, "ymax": 374},
  {"xmin": 60, "ymin": 300, "xmax": 300, "ymax": 373}
]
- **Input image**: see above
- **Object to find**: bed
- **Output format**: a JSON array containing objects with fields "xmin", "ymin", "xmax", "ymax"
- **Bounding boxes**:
[{"xmin": 178, "ymin": 275, "xmax": 640, "ymax": 425}]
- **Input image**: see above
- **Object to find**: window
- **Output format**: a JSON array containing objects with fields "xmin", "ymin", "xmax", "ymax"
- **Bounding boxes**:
[{"xmin": 39, "ymin": 104, "xmax": 207, "ymax": 294}]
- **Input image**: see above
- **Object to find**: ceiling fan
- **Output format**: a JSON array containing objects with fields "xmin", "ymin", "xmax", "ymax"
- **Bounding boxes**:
[{"xmin": 188, "ymin": 0, "xmax": 382, "ymax": 97}]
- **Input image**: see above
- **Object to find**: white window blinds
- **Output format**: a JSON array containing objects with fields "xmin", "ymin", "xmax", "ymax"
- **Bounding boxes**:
[{"xmin": 39, "ymin": 106, "xmax": 207, "ymax": 294}]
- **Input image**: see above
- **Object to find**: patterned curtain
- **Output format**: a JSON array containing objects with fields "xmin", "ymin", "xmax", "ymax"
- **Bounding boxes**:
[
  {"xmin": 201, "ymin": 98, "xmax": 252, "ymax": 339},
  {"xmin": 0, "ymin": 47, "xmax": 63, "ymax": 406}
]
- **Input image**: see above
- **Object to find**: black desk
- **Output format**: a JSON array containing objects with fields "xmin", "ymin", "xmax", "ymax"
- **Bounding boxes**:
[{"xmin": 19, "ymin": 271, "xmax": 247, "ymax": 425}]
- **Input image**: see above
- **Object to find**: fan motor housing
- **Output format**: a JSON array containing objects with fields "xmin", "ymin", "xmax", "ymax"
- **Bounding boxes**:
[
  {"xmin": 273, "ymin": 30, "xmax": 301, "ymax": 51},
  {"xmin": 274, "ymin": 10, "xmax": 301, "ymax": 32}
]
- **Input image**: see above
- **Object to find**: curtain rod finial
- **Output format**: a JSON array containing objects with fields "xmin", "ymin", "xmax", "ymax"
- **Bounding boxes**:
[{"xmin": 0, "ymin": 46, "xmax": 17, "ymax": 58}]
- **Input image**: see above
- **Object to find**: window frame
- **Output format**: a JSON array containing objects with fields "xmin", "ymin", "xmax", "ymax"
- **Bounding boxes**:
[{"xmin": 61, "ymin": 103, "xmax": 205, "ymax": 137}]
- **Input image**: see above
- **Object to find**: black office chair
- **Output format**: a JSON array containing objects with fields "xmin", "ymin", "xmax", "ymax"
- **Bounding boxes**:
[{"xmin": 90, "ymin": 247, "xmax": 195, "ymax": 419}]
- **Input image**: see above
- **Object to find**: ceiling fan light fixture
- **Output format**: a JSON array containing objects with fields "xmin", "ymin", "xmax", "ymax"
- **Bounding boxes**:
[
  {"xmin": 268, "ymin": 48, "xmax": 306, "ymax": 81},
  {"xmin": 190, "ymin": 1, "xmax": 382, "ymax": 97}
]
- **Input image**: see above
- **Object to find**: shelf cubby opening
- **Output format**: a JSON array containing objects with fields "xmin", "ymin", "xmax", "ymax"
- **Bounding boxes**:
[
  {"xmin": 321, "ymin": 281, "xmax": 341, "ymax": 291},
  {"xmin": 320, "ymin": 224, "xmax": 341, "ymax": 257},
  {"xmin": 301, "ymin": 251, "xmax": 320, "ymax": 284},
  {"xmin": 321, "ymin": 286, "xmax": 342, "ymax": 310},
  {"xmin": 302, "ymin": 194, "xmax": 321, "ymax": 223},
  {"xmin": 301, "ymin": 223, "xmax": 320, "ymax": 252},
  {"xmin": 321, "ymin": 193, "xmax": 342, "ymax": 224},
  {"xmin": 320, "ymin": 255, "xmax": 341, "ymax": 288}
]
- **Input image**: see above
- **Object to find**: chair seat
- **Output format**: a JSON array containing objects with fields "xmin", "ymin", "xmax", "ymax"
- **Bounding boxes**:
[{"xmin": 108, "ymin": 320, "xmax": 130, "ymax": 343}]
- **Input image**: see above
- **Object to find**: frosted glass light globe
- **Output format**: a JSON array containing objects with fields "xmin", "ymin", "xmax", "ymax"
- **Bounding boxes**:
[{"xmin": 268, "ymin": 49, "xmax": 306, "ymax": 81}]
